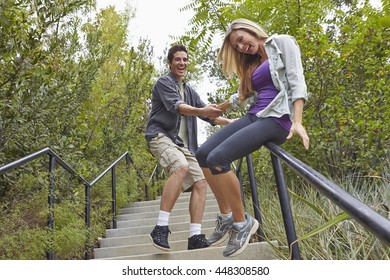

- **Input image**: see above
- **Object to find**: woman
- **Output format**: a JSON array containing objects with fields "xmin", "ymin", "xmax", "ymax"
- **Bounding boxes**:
[{"xmin": 195, "ymin": 18, "xmax": 310, "ymax": 257}]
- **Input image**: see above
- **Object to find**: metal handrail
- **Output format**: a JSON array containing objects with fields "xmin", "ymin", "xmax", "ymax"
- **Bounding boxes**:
[
  {"xmin": 2, "ymin": 144, "xmax": 389, "ymax": 260},
  {"xmin": 148, "ymin": 164, "xmax": 167, "ymax": 197},
  {"xmin": 0, "ymin": 147, "xmax": 134, "ymax": 260},
  {"xmin": 235, "ymin": 142, "xmax": 390, "ymax": 260},
  {"xmin": 265, "ymin": 142, "xmax": 390, "ymax": 247}
]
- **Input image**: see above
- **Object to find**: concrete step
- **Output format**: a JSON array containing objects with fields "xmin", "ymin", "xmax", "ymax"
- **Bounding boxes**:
[
  {"xmin": 94, "ymin": 186, "xmax": 279, "ymax": 260},
  {"xmin": 95, "ymin": 241, "xmax": 278, "ymax": 260},
  {"xmin": 116, "ymin": 212, "xmax": 218, "ymax": 228},
  {"xmin": 105, "ymin": 219, "xmax": 217, "ymax": 238},
  {"xmin": 99, "ymin": 228, "xmax": 216, "ymax": 248},
  {"xmin": 95, "ymin": 228, "xmax": 217, "ymax": 258},
  {"xmin": 116, "ymin": 204, "xmax": 219, "ymax": 221},
  {"xmin": 119, "ymin": 198, "xmax": 217, "ymax": 214},
  {"xmin": 128, "ymin": 192, "xmax": 216, "ymax": 207}
]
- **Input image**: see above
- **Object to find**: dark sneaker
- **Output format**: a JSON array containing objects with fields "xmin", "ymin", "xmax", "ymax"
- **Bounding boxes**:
[
  {"xmin": 207, "ymin": 214, "xmax": 233, "ymax": 246},
  {"xmin": 188, "ymin": 234, "xmax": 210, "ymax": 250},
  {"xmin": 223, "ymin": 213, "xmax": 259, "ymax": 257},
  {"xmin": 149, "ymin": 225, "xmax": 171, "ymax": 251}
]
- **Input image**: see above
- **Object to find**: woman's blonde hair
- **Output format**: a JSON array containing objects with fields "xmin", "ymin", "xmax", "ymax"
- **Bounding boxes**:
[{"xmin": 217, "ymin": 18, "xmax": 269, "ymax": 102}]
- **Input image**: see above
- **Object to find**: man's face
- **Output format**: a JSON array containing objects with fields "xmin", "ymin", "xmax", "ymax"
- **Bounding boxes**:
[{"xmin": 169, "ymin": 51, "xmax": 188, "ymax": 80}]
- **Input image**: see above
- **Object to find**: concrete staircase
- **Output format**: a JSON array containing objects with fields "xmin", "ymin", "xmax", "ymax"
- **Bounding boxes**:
[{"xmin": 93, "ymin": 188, "xmax": 278, "ymax": 260}]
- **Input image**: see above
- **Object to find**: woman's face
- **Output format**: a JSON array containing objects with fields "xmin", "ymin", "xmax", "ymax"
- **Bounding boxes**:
[{"xmin": 229, "ymin": 29, "xmax": 259, "ymax": 55}]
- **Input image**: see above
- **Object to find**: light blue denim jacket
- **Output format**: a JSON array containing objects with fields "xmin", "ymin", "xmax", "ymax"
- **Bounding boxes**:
[{"xmin": 229, "ymin": 34, "xmax": 308, "ymax": 120}]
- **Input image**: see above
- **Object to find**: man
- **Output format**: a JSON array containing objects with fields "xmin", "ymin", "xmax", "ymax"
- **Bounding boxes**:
[{"xmin": 145, "ymin": 45, "xmax": 231, "ymax": 251}]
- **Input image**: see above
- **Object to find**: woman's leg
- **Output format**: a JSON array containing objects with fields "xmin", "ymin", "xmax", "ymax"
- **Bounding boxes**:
[
  {"xmin": 206, "ymin": 117, "xmax": 288, "ymax": 174},
  {"xmin": 213, "ymin": 170, "xmax": 246, "ymax": 222},
  {"xmin": 209, "ymin": 117, "xmax": 289, "ymax": 257},
  {"xmin": 196, "ymin": 115, "xmax": 254, "ymax": 215},
  {"xmin": 204, "ymin": 117, "xmax": 289, "ymax": 222},
  {"xmin": 201, "ymin": 167, "xmax": 231, "ymax": 213}
]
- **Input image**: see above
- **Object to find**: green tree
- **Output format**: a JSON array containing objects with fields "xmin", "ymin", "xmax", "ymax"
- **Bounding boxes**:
[
  {"xmin": 0, "ymin": 1, "xmax": 158, "ymax": 259},
  {"xmin": 0, "ymin": 0, "xmax": 95, "ymax": 194},
  {"xmin": 298, "ymin": 0, "xmax": 389, "ymax": 177},
  {"xmin": 77, "ymin": 6, "xmax": 156, "ymax": 178},
  {"xmin": 179, "ymin": 0, "xmax": 389, "ymax": 177}
]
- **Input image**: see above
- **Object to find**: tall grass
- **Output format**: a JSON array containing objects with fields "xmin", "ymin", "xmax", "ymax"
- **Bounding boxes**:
[{"xmin": 246, "ymin": 166, "xmax": 390, "ymax": 260}]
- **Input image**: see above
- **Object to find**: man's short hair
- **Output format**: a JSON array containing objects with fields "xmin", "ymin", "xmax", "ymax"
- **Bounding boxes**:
[{"xmin": 167, "ymin": 45, "xmax": 188, "ymax": 63}]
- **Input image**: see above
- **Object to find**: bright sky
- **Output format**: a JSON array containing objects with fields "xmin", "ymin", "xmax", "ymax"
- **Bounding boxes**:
[
  {"xmin": 96, "ymin": 0, "xmax": 195, "ymax": 62},
  {"xmin": 96, "ymin": 0, "xmax": 213, "ymax": 143},
  {"xmin": 95, "ymin": 0, "xmax": 383, "ymax": 144}
]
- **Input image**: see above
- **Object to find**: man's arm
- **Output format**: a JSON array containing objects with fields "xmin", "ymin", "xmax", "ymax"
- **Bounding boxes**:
[{"xmin": 178, "ymin": 103, "xmax": 223, "ymax": 118}]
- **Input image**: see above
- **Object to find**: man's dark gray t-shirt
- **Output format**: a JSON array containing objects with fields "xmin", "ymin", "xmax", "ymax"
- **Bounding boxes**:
[{"xmin": 145, "ymin": 72, "xmax": 214, "ymax": 154}]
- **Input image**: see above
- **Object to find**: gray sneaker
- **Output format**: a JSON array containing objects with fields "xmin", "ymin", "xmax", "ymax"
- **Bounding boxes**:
[
  {"xmin": 223, "ymin": 213, "xmax": 259, "ymax": 257},
  {"xmin": 207, "ymin": 214, "xmax": 233, "ymax": 246}
]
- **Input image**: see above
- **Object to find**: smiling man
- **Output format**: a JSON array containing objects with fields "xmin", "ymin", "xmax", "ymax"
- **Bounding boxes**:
[{"xmin": 144, "ymin": 45, "xmax": 232, "ymax": 251}]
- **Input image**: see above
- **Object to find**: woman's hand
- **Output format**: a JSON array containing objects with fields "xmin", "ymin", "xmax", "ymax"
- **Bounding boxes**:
[
  {"xmin": 287, "ymin": 122, "xmax": 310, "ymax": 150},
  {"xmin": 216, "ymin": 100, "xmax": 232, "ymax": 111},
  {"xmin": 288, "ymin": 99, "xmax": 309, "ymax": 149},
  {"xmin": 212, "ymin": 116, "xmax": 238, "ymax": 125}
]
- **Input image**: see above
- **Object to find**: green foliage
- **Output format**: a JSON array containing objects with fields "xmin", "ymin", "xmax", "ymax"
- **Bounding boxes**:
[
  {"xmin": 180, "ymin": 0, "xmax": 389, "ymax": 178},
  {"xmin": 246, "ymin": 171, "xmax": 390, "ymax": 259},
  {"xmin": 77, "ymin": 7, "xmax": 156, "ymax": 166},
  {"xmin": 0, "ymin": 1, "xmax": 158, "ymax": 259},
  {"xmin": 0, "ymin": 0, "xmax": 93, "ymax": 153},
  {"xmin": 296, "ymin": 1, "xmax": 390, "ymax": 177},
  {"xmin": 0, "ymin": 160, "xmax": 143, "ymax": 259},
  {"xmin": 180, "ymin": 0, "xmax": 390, "ymax": 259},
  {"xmin": 0, "ymin": 224, "xmax": 49, "ymax": 260},
  {"xmin": 1, "ymin": 0, "xmax": 388, "ymax": 260}
]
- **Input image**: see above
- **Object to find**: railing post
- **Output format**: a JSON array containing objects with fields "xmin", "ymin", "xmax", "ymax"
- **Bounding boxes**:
[
  {"xmin": 144, "ymin": 174, "xmax": 149, "ymax": 202},
  {"xmin": 245, "ymin": 154, "xmax": 264, "ymax": 241},
  {"xmin": 125, "ymin": 154, "xmax": 132, "ymax": 200},
  {"xmin": 125, "ymin": 153, "xmax": 131, "ymax": 169},
  {"xmin": 85, "ymin": 183, "xmax": 91, "ymax": 260},
  {"xmin": 235, "ymin": 158, "xmax": 246, "ymax": 208},
  {"xmin": 157, "ymin": 165, "xmax": 162, "ymax": 197},
  {"xmin": 47, "ymin": 154, "xmax": 56, "ymax": 260},
  {"xmin": 270, "ymin": 153, "xmax": 301, "ymax": 260},
  {"xmin": 150, "ymin": 165, "xmax": 157, "ymax": 199},
  {"xmin": 112, "ymin": 166, "xmax": 117, "ymax": 229}
]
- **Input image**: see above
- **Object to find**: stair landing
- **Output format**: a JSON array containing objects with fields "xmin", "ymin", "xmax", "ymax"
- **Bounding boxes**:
[{"xmin": 93, "ymin": 189, "xmax": 278, "ymax": 260}]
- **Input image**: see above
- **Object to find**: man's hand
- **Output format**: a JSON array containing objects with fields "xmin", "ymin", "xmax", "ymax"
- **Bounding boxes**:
[
  {"xmin": 216, "ymin": 100, "xmax": 231, "ymax": 111},
  {"xmin": 202, "ymin": 104, "xmax": 224, "ymax": 118},
  {"xmin": 287, "ymin": 122, "xmax": 310, "ymax": 150}
]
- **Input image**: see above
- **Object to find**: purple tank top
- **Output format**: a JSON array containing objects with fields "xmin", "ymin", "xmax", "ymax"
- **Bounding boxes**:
[{"xmin": 248, "ymin": 60, "xmax": 291, "ymax": 132}]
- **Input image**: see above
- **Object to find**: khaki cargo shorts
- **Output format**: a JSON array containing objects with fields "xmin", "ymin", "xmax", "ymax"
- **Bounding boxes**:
[{"xmin": 149, "ymin": 133, "xmax": 205, "ymax": 192}]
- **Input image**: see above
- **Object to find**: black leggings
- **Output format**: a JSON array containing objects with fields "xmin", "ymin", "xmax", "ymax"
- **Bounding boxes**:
[{"xmin": 196, "ymin": 114, "xmax": 289, "ymax": 175}]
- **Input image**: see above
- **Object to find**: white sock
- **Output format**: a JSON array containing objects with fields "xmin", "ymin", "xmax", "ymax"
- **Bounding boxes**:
[
  {"xmin": 157, "ymin": 210, "xmax": 170, "ymax": 226},
  {"xmin": 233, "ymin": 220, "xmax": 246, "ymax": 229},
  {"xmin": 189, "ymin": 223, "xmax": 201, "ymax": 237},
  {"xmin": 220, "ymin": 212, "xmax": 233, "ymax": 220}
]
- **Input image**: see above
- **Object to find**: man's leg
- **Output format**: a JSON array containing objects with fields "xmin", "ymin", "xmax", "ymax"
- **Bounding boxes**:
[
  {"xmin": 181, "ymin": 148, "xmax": 210, "ymax": 250},
  {"xmin": 188, "ymin": 178, "xmax": 207, "ymax": 224},
  {"xmin": 186, "ymin": 179, "xmax": 210, "ymax": 250},
  {"xmin": 150, "ymin": 165, "xmax": 189, "ymax": 251},
  {"xmin": 148, "ymin": 134, "xmax": 190, "ymax": 251},
  {"xmin": 160, "ymin": 165, "xmax": 189, "ymax": 213}
]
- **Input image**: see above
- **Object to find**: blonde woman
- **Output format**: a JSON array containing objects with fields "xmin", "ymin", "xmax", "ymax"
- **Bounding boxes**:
[{"xmin": 196, "ymin": 18, "xmax": 309, "ymax": 257}]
